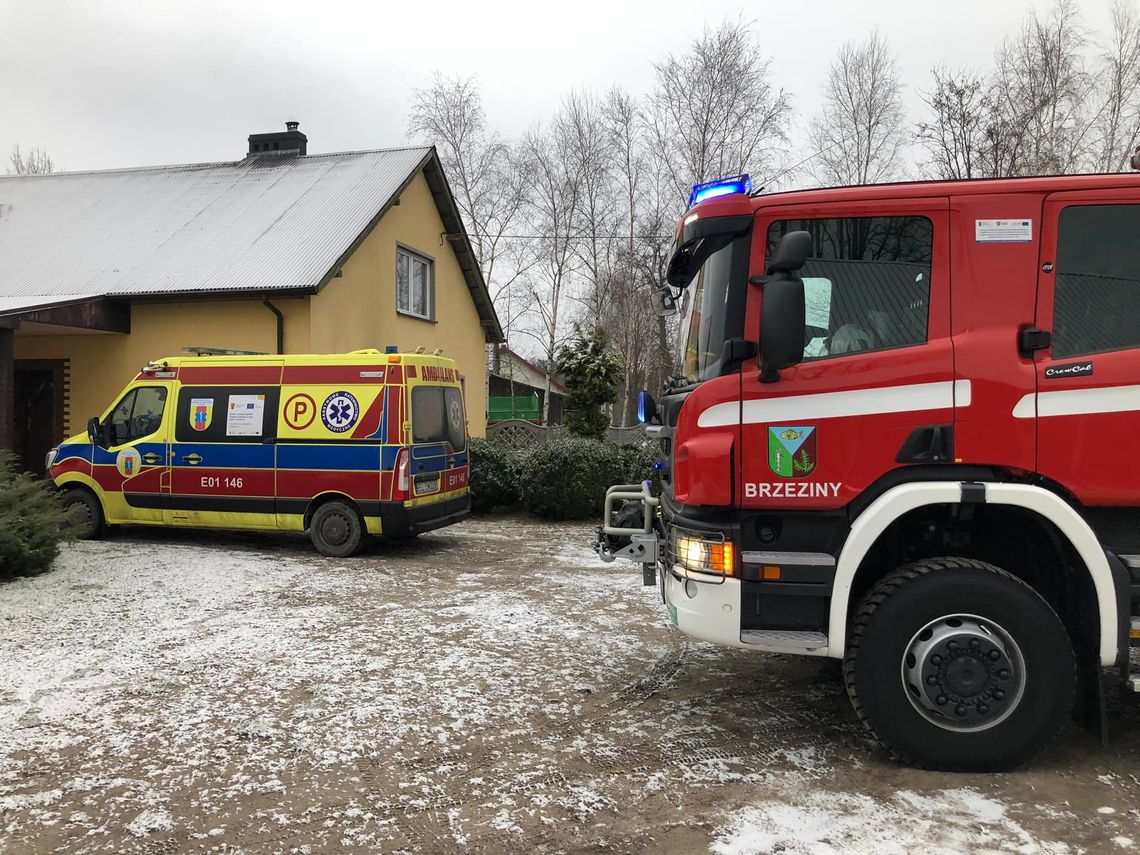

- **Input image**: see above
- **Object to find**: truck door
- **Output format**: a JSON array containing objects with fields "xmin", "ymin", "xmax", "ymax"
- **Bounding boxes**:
[
  {"xmin": 98, "ymin": 384, "xmax": 172, "ymax": 522},
  {"xmin": 1032, "ymin": 193, "xmax": 1140, "ymax": 505},
  {"xmin": 737, "ymin": 199, "xmax": 953, "ymax": 508}
]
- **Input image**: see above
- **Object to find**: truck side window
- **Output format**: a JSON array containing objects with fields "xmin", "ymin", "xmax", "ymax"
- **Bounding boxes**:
[
  {"xmin": 106, "ymin": 386, "xmax": 167, "ymax": 445},
  {"xmin": 1054, "ymin": 204, "xmax": 1140, "ymax": 358},
  {"xmin": 767, "ymin": 216, "xmax": 933, "ymax": 359}
]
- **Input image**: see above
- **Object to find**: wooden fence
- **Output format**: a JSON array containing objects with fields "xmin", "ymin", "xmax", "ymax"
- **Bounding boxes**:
[{"xmin": 484, "ymin": 420, "xmax": 648, "ymax": 450}]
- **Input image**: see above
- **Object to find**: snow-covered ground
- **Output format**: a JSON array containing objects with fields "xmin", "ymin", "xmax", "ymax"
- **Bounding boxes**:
[{"xmin": 0, "ymin": 516, "xmax": 1137, "ymax": 853}]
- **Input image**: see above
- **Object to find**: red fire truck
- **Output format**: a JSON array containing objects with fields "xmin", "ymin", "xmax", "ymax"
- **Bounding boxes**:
[{"xmin": 596, "ymin": 171, "xmax": 1140, "ymax": 770}]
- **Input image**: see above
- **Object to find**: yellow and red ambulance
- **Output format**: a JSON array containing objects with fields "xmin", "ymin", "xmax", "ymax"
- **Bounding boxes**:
[{"xmin": 45, "ymin": 348, "xmax": 471, "ymax": 556}]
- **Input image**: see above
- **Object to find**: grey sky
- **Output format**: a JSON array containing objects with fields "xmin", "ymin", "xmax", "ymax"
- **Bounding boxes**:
[{"xmin": 0, "ymin": 0, "xmax": 1119, "ymax": 174}]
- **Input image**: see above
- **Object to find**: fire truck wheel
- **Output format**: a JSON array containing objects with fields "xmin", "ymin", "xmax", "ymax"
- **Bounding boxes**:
[
  {"xmin": 60, "ymin": 488, "xmax": 106, "ymax": 540},
  {"xmin": 309, "ymin": 500, "xmax": 364, "ymax": 557},
  {"xmin": 844, "ymin": 557, "xmax": 1075, "ymax": 772}
]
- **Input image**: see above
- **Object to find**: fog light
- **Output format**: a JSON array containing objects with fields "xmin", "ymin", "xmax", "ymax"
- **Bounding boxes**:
[
  {"xmin": 673, "ymin": 531, "xmax": 736, "ymax": 577},
  {"xmin": 684, "ymin": 580, "xmax": 698, "ymax": 599}
]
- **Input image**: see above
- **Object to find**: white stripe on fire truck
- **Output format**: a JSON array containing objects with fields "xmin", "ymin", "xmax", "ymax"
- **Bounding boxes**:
[
  {"xmin": 696, "ymin": 380, "xmax": 971, "ymax": 428},
  {"xmin": 1012, "ymin": 384, "xmax": 1140, "ymax": 419}
]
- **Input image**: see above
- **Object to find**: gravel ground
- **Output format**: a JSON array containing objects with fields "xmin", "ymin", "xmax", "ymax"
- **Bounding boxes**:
[{"xmin": 0, "ymin": 515, "xmax": 1138, "ymax": 854}]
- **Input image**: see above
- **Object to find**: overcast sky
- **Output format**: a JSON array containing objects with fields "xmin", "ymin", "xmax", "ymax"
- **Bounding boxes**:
[{"xmin": 0, "ymin": 0, "xmax": 1120, "ymax": 175}]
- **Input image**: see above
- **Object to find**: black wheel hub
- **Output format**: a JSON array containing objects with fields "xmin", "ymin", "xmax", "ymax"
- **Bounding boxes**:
[
  {"xmin": 322, "ymin": 513, "xmax": 350, "ymax": 546},
  {"xmin": 902, "ymin": 615, "xmax": 1025, "ymax": 732}
]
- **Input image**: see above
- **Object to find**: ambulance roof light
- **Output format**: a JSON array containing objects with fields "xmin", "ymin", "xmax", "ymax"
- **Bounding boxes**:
[
  {"xmin": 385, "ymin": 345, "xmax": 398, "ymax": 354},
  {"xmin": 688, "ymin": 174, "xmax": 751, "ymax": 209}
]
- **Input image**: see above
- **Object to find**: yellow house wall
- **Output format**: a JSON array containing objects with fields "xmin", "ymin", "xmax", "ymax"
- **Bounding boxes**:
[
  {"xmin": 14, "ymin": 170, "xmax": 491, "ymax": 439},
  {"xmin": 15, "ymin": 297, "xmax": 310, "ymax": 436},
  {"xmin": 308, "ymin": 172, "xmax": 488, "ymax": 435}
]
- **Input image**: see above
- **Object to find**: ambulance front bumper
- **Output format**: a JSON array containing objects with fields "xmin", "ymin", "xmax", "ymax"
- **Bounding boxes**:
[
  {"xmin": 663, "ymin": 568, "xmax": 748, "ymax": 648},
  {"xmin": 379, "ymin": 493, "xmax": 471, "ymax": 537}
]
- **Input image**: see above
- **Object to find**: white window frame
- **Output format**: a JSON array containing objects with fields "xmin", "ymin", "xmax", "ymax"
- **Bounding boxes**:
[{"xmin": 396, "ymin": 245, "xmax": 435, "ymax": 321}]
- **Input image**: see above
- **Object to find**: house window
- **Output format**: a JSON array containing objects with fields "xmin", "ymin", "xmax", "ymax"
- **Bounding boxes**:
[{"xmin": 397, "ymin": 247, "xmax": 434, "ymax": 320}]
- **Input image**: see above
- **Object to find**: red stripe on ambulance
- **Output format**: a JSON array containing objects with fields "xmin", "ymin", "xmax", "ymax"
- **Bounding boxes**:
[
  {"xmin": 179, "ymin": 366, "xmax": 283, "ymax": 385},
  {"xmin": 277, "ymin": 470, "xmax": 380, "ymax": 501}
]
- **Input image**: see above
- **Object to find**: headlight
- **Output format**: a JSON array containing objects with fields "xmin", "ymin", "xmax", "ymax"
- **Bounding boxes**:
[
  {"xmin": 44, "ymin": 447, "xmax": 59, "ymax": 472},
  {"xmin": 672, "ymin": 530, "xmax": 735, "ymax": 577}
]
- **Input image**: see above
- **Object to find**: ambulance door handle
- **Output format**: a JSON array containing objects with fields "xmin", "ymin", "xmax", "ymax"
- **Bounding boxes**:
[
  {"xmin": 142, "ymin": 453, "xmax": 162, "ymax": 465},
  {"xmin": 181, "ymin": 454, "xmax": 203, "ymax": 465}
]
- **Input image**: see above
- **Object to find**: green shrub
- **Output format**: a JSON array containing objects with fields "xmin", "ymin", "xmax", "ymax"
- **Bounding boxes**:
[
  {"xmin": 616, "ymin": 440, "xmax": 664, "ymax": 492},
  {"xmin": 0, "ymin": 451, "xmax": 66, "ymax": 579},
  {"xmin": 468, "ymin": 437, "xmax": 523, "ymax": 512},
  {"xmin": 519, "ymin": 436, "xmax": 627, "ymax": 520}
]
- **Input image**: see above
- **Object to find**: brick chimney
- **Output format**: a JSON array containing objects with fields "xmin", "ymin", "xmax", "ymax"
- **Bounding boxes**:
[{"xmin": 248, "ymin": 121, "xmax": 307, "ymax": 157}]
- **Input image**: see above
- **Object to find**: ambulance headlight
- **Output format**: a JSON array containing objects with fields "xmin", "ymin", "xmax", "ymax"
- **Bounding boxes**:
[
  {"xmin": 672, "ymin": 530, "xmax": 735, "ymax": 577},
  {"xmin": 44, "ymin": 447, "xmax": 59, "ymax": 472}
]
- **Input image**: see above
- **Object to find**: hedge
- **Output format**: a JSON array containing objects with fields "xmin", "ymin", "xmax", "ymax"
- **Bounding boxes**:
[
  {"xmin": 468, "ymin": 435, "xmax": 662, "ymax": 520},
  {"xmin": 0, "ymin": 452, "xmax": 66, "ymax": 580}
]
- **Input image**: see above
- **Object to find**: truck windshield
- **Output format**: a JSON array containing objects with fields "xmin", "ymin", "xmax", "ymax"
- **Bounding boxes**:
[{"xmin": 678, "ymin": 235, "xmax": 748, "ymax": 383}]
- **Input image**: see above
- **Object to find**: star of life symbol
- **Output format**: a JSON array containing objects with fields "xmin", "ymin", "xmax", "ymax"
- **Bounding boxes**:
[{"xmin": 321, "ymin": 391, "xmax": 360, "ymax": 433}]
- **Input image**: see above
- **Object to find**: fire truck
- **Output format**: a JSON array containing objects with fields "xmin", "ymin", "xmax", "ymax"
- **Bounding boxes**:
[{"xmin": 596, "ymin": 171, "xmax": 1140, "ymax": 771}]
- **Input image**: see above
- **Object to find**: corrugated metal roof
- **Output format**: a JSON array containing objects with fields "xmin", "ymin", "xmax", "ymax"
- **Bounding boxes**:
[{"xmin": 0, "ymin": 147, "xmax": 431, "ymax": 301}]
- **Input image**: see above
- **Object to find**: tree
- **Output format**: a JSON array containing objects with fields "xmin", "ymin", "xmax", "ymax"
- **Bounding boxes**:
[
  {"xmin": 8, "ymin": 145, "xmax": 55, "ymax": 175},
  {"xmin": 517, "ymin": 106, "xmax": 586, "ymax": 425},
  {"xmin": 989, "ymin": 0, "xmax": 1097, "ymax": 175},
  {"xmin": 916, "ymin": 67, "xmax": 991, "ymax": 179},
  {"xmin": 1092, "ymin": 0, "xmax": 1140, "ymax": 172},
  {"xmin": 809, "ymin": 31, "xmax": 907, "ymax": 186},
  {"xmin": 556, "ymin": 325, "xmax": 623, "ymax": 440},
  {"xmin": 407, "ymin": 73, "xmax": 533, "ymax": 339},
  {"xmin": 645, "ymin": 17, "xmax": 792, "ymax": 207}
]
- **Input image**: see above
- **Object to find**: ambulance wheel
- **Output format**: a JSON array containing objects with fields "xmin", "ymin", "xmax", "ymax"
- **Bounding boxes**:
[
  {"xmin": 310, "ymin": 500, "xmax": 364, "ymax": 557},
  {"xmin": 843, "ymin": 557, "xmax": 1075, "ymax": 772},
  {"xmin": 60, "ymin": 488, "xmax": 105, "ymax": 540}
]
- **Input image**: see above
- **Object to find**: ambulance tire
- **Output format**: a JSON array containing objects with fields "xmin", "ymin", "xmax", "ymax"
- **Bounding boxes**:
[
  {"xmin": 60, "ymin": 488, "xmax": 106, "ymax": 540},
  {"xmin": 844, "ymin": 557, "xmax": 1075, "ymax": 772},
  {"xmin": 309, "ymin": 500, "xmax": 364, "ymax": 557}
]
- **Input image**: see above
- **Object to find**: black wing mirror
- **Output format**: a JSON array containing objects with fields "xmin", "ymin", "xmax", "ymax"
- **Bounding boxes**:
[
  {"xmin": 87, "ymin": 417, "xmax": 108, "ymax": 448},
  {"xmin": 758, "ymin": 231, "xmax": 810, "ymax": 382}
]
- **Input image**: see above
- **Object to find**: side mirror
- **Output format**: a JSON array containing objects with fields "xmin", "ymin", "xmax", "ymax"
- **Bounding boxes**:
[
  {"xmin": 760, "ymin": 274, "xmax": 806, "ymax": 381},
  {"xmin": 87, "ymin": 417, "xmax": 107, "ymax": 448},
  {"xmin": 650, "ymin": 285, "xmax": 678, "ymax": 317},
  {"xmin": 767, "ymin": 230, "xmax": 812, "ymax": 274}
]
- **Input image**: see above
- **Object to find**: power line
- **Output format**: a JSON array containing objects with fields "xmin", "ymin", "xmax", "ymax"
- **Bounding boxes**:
[{"xmin": 466, "ymin": 232, "xmax": 674, "ymax": 241}]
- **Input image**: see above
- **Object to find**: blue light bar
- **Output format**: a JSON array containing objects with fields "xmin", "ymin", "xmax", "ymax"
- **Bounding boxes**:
[{"xmin": 688, "ymin": 174, "xmax": 752, "ymax": 208}]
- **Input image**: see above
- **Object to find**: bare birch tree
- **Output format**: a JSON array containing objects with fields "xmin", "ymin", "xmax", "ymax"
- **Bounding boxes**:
[
  {"xmin": 809, "ymin": 31, "xmax": 907, "ymax": 186},
  {"xmin": 517, "ymin": 111, "xmax": 586, "ymax": 424},
  {"xmin": 916, "ymin": 67, "xmax": 991, "ymax": 179},
  {"xmin": 645, "ymin": 18, "xmax": 792, "ymax": 207},
  {"xmin": 407, "ymin": 73, "xmax": 533, "ymax": 339},
  {"xmin": 1092, "ymin": 0, "xmax": 1140, "ymax": 172},
  {"xmin": 8, "ymin": 145, "xmax": 55, "ymax": 175}
]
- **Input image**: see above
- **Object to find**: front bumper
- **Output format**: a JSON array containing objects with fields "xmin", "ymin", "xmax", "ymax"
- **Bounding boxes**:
[
  {"xmin": 663, "ymin": 567, "xmax": 749, "ymax": 648},
  {"xmin": 379, "ymin": 493, "xmax": 471, "ymax": 537}
]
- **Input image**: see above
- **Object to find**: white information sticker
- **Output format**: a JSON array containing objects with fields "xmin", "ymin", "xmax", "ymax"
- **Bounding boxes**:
[
  {"xmin": 226, "ymin": 394, "xmax": 266, "ymax": 437},
  {"xmin": 976, "ymin": 219, "xmax": 1033, "ymax": 243}
]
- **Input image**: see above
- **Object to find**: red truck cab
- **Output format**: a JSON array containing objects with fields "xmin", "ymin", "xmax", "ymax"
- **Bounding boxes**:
[{"xmin": 597, "ymin": 172, "xmax": 1140, "ymax": 770}]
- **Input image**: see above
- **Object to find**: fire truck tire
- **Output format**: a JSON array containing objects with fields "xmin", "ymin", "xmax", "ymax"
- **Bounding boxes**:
[
  {"xmin": 309, "ymin": 500, "xmax": 364, "ymax": 557},
  {"xmin": 843, "ymin": 557, "xmax": 1075, "ymax": 771},
  {"xmin": 60, "ymin": 488, "xmax": 106, "ymax": 540}
]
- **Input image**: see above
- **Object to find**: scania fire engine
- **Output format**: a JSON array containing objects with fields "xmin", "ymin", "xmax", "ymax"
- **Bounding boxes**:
[{"xmin": 596, "ymin": 171, "xmax": 1140, "ymax": 771}]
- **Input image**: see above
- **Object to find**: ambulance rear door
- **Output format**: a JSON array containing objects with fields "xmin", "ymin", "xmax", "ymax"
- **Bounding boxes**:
[{"xmin": 406, "ymin": 382, "xmax": 469, "ymax": 503}]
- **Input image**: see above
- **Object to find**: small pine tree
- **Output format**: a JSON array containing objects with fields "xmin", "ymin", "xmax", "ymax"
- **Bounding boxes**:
[
  {"xmin": 556, "ymin": 325, "xmax": 623, "ymax": 440},
  {"xmin": 0, "ymin": 452, "xmax": 66, "ymax": 579}
]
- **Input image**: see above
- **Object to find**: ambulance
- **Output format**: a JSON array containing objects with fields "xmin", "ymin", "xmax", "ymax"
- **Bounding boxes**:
[{"xmin": 45, "ymin": 348, "xmax": 471, "ymax": 556}]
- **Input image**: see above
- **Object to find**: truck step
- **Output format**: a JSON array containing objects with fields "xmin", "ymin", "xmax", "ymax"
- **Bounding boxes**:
[
  {"xmin": 1130, "ymin": 675, "xmax": 1140, "ymax": 694},
  {"xmin": 740, "ymin": 629, "xmax": 828, "ymax": 652}
]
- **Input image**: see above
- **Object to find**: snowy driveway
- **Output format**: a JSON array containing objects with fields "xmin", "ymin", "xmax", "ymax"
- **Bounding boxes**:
[{"xmin": 1, "ymin": 516, "xmax": 1138, "ymax": 853}]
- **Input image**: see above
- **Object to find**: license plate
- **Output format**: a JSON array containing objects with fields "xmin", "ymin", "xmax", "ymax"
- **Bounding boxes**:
[{"xmin": 414, "ymin": 477, "xmax": 439, "ymax": 496}]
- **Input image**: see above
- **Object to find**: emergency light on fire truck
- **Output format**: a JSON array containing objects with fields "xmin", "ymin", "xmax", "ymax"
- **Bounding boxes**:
[{"xmin": 597, "ymin": 168, "xmax": 1140, "ymax": 772}]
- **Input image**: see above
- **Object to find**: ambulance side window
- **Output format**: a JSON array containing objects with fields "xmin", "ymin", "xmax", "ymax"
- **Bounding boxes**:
[
  {"xmin": 106, "ymin": 386, "xmax": 167, "ymax": 445},
  {"xmin": 1054, "ymin": 204, "xmax": 1140, "ymax": 358},
  {"xmin": 411, "ymin": 386, "xmax": 465, "ymax": 451},
  {"xmin": 175, "ymin": 386, "xmax": 280, "ymax": 443}
]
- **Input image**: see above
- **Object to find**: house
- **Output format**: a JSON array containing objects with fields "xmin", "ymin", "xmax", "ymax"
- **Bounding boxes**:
[
  {"xmin": 487, "ymin": 345, "xmax": 568, "ymax": 424},
  {"xmin": 0, "ymin": 123, "xmax": 503, "ymax": 472}
]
